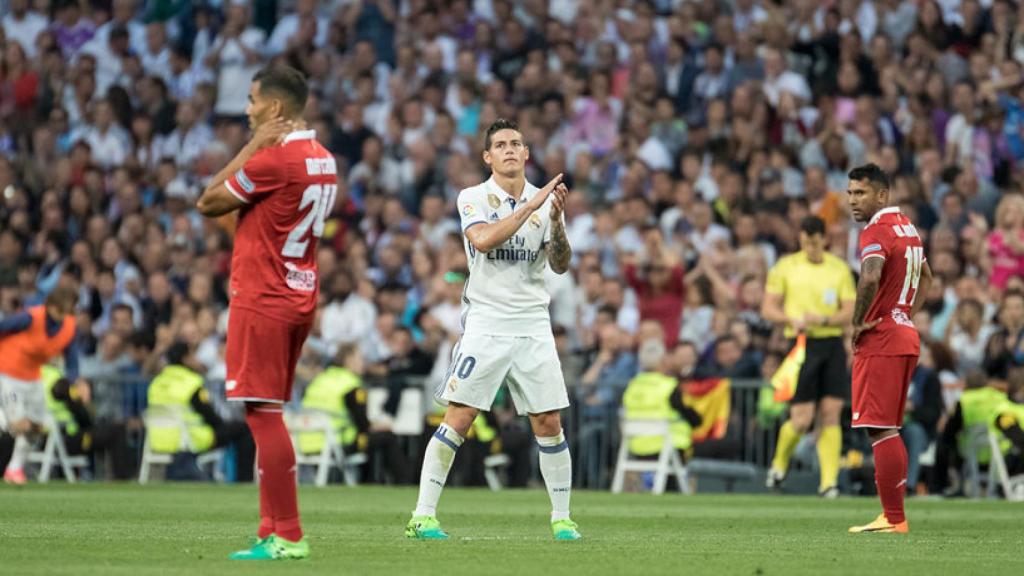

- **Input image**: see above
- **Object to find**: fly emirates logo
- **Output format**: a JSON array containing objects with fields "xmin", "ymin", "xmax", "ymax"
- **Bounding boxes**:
[{"xmin": 486, "ymin": 235, "xmax": 540, "ymax": 263}]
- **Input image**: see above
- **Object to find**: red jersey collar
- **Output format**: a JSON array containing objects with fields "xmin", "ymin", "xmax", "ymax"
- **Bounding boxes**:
[{"xmin": 868, "ymin": 206, "xmax": 901, "ymax": 226}]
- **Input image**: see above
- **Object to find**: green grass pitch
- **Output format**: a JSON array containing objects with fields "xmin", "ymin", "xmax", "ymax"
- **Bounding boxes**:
[{"xmin": 1, "ymin": 484, "xmax": 1022, "ymax": 575}]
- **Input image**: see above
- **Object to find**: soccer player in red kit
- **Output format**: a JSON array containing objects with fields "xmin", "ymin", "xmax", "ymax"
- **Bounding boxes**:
[
  {"xmin": 846, "ymin": 163, "xmax": 933, "ymax": 534},
  {"xmin": 197, "ymin": 65, "xmax": 336, "ymax": 560}
]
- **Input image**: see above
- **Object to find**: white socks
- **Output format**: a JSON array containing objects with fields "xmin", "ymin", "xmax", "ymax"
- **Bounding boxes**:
[
  {"xmin": 8, "ymin": 436, "xmax": 29, "ymax": 471},
  {"xmin": 537, "ymin": 430, "xmax": 572, "ymax": 522},
  {"xmin": 413, "ymin": 423, "xmax": 463, "ymax": 517}
]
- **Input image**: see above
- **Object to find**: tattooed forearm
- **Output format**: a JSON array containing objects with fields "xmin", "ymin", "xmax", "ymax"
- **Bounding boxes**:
[
  {"xmin": 852, "ymin": 281, "xmax": 878, "ymax": 326},
  {"xmin": 547, "ymin": 219, "xmax": 572, "ymax": 274},
  {"xmin": 852, "ymin": 257, "xmax": 884, "ymax": 325}
]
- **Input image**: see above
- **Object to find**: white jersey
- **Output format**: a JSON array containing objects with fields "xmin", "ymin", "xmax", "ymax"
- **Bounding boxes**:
[{"xmin": 457, "ymin": 176, "xmax": 558, "ymax": 337}]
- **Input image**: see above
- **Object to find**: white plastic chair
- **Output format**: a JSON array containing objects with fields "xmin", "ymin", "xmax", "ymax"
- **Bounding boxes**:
[
  {"xmin": 139, "ymin": 406, "xmax": 224, "ymax": 484},
  {"xmin": 987, "ymin": 430, "xmax": 1024, "ymax": 502},
  {"xmin": 962, "ymin": 423, "xmax": 998, "ymax": 498},
  {"xmin": 366, "ymin": 388, "xmax": 424, "ymax": 436},
  {"xmin": 611, "ymin": 419, "xmax": 690, "ymax": 495},
  {"xmin": 27, "ymin": 413, "xmax": 89, "ymax": 483},
  {"xmin": 483, "ymin": 453, "xmax": 511, "ymax": 492},
  {"xmin": 286, "ymin": 408, "xmax": 366, "ymax": 487}
]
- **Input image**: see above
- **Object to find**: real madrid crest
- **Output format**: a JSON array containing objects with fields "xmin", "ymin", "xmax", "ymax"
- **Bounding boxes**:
[
  {"xmin": 487, "ymin": 193, "xmax": 501, "ymax": 209},
  {"xmin": 529, "ymin": 213, "xmax": 542, "ymax": 229}
]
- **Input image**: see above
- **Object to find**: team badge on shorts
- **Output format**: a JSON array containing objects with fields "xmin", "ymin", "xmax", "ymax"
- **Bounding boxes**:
[
  {"xmin": 487, "ymin": 193, "xmax": 501, "ymax": 209},
  {"xmin": 529, "ymin": 214, "xmax": 542, "ymax": 229},
  {"xmin": 447, "ymin": 378, "xmax": 458, "ymax": 392}
]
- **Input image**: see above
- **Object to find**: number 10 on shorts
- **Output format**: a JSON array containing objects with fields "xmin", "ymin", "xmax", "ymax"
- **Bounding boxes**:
[{"xmin": 450, "ymin": 353, "xmax": 477, "ymax": 380}]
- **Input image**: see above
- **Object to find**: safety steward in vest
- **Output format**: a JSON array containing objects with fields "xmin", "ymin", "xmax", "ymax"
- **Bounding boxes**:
[
  {"xmin": 0, "ymin": 287, "xmax": 79, "ymax": 484},
  {"xmin": 934, "ymin": 360, "xmax": 1011, "ymax": 494},
  {"xmin": 301, "ymin": 343, "xmax": 410, "ymax": 483},
  {"xmin": 991, "ymin": 372, "xmax": 1024, "ymax": 478},
  {"xmin": 147, "ymin": 341, "xmax": 254, "ymax": 480},
  {"xmin": 621, "ymin": 339, "xmax": 701, "ymax": 491}
]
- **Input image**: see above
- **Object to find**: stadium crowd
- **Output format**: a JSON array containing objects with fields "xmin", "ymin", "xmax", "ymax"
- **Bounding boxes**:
[{"xmin": 2, "ymin": 0, "xmax": 1024, "ymax": 493}]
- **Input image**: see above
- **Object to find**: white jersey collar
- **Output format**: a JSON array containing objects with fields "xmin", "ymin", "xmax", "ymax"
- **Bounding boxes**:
[
  {"xmin": 486, "ymin": 175, "xmax": 535, "ymax": 205},
  {"xmin": 868, "ymin": 206, "xmax": 901, "ymax": 226},
  {"xmin": 283, "ymin": 129, "xmax": 317, "ymax": 144}
]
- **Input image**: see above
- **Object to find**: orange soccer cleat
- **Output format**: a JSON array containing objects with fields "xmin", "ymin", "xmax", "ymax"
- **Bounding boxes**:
[{"xmin": 848, "ymin": 514, "xmax": 908, "ymax": 534}]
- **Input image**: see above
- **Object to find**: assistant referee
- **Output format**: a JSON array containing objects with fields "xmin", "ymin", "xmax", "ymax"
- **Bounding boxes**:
[{"xmin": 761, "ymin": 216, "xmax": 855, "ymax": 497}]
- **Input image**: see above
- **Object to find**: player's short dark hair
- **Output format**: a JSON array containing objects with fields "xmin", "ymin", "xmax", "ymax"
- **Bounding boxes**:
[
  {"xmin": 800, "ymin": 215, "xmax": 826, "ymax": 237},
  {"xmin": 848, "ymin": 163, "xmax": 890, "ymax": 191},
  {"xmin": 484, "ymin": 118, "xmax": 522, "ymax": 150},
  {"xmin": 253, "ymin": 65, "xmax": 309, "ymax": 116}
]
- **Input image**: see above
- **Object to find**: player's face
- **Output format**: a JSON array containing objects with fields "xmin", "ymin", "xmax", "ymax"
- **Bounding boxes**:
[
  {"xmin": 246, "ymin": 81, "xmax": 279, "ymax": 130},
  {"xmin": 483, "ymin": 129, "xmax": 529, "ymax": 177},
  {"xmin": 846, "ymin": 179, "xmax": 884, "ymax": 222}
]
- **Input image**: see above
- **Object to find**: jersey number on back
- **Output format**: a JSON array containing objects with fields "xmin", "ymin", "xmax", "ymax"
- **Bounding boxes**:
[
  {"xmin": 898, "ymin": 246, "xmax": 924, "ymax": 306},
  {"xmin": 282, "ymin": 183, "xmax": 337, "ymax": 258}
]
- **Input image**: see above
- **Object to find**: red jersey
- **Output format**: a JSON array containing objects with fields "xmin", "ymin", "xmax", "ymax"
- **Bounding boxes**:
[
  {"xmin": 856, "ymin": 207, "xmax": 924, "ymax": 356},
  {"xmin": 224, "ymin": 129, "xmax": 337, "ymax": 324}
]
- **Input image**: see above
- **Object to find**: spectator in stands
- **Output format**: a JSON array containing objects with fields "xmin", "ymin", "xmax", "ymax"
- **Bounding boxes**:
[
  {"xmin": 623, "ymin": 227, "xmax": 685, "ymax": 348},
  {"xmin": 696, "ymin": 335, "xmax": 760, "ymax": 380},
  {"xmin": 581, "ymin": 324, "xmax": 638, "ymax": 392},
  {"xmin": 206, "ymin": 1, "xmax": 265, "ymax": 121},
  {"xmin": 2, "ymin": 0, "xmax": 49, "ymax": 60}
]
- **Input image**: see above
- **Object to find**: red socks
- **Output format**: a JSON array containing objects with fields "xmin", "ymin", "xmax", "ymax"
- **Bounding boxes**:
[
  {"xmin": 245, "ymin": 404, "xmax": 303, "ymax": 542},
  {"xmin": 872, "ymin": 434, "xmax": 908, "ymax": 524}
]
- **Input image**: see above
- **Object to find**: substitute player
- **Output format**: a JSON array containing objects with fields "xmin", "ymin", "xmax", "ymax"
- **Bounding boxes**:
[
  {"xmin": 197, "ymin": 65, "xmax": 336, "ymax": 560},
  {"xmin": 405, "ymin": 119, "xmax": 579, "ymax": 541},
  {"xmin": 846, "ymin": 163, "xmax": 932, "ymax": 534},
  {"xmin": 0, "ymin": 286, "xmax": 79, "ymax": 484},
  {"xmin": 762, "ymin": 216, "xmax": 855, "ymax": 498}
]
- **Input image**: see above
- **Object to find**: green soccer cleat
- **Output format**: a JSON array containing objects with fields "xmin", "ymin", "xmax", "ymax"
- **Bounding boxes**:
[
  {"xmin": 405, "ymin": 515, "xmax": 449, "ymax": 540},
  {"xmin": 552, "ymin": 518, "xmax": 581, "ymax": 541},
  {"xmin": 228, "ymin": 535, "xmax": 309, "ymax": 560}
]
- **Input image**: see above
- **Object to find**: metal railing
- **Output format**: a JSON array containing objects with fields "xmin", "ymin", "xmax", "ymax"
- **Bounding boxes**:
[{"xmin": 76, "ymin": 373, "xmax": 781, "ymax": 488}]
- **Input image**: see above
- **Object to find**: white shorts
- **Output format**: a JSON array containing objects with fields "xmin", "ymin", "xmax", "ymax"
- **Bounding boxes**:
[
  {"xmin": 435, "ymin": 333, "xmax": 569, "ymax": 416},
  {"xmin": 0, "ymin": 374, "xmax": 47, "ymax": 429}
]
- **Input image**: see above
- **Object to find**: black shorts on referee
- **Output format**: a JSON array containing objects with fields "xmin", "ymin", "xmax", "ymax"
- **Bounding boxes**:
[{"xmin": 790, "ymin": 336, "xmax": 849, "ymax": 403}]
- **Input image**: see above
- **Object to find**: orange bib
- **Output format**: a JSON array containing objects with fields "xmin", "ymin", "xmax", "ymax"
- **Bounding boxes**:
[{"xmin": 0, "ymin": 306, "xmax": 76, "ymax": 381}]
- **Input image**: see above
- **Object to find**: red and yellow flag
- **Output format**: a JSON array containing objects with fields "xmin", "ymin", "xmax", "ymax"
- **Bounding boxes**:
[
  {"xmin": 683, "ymin": 378, "xmax": 731, "ymax": 442},
  {"xmin": 771, "ymin": 334, "xmax": 806, "ymax": 403}
]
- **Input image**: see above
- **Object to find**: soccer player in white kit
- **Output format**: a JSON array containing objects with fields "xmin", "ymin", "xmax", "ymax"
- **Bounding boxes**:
[{"xmin": 406, "ymin": 119, "xmax": 579, "ymax": 541}]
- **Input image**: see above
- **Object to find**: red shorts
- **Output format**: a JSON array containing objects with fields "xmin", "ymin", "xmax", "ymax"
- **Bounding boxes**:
[
  {"xmin": 225, "ymin": 308, "xmax": 311, "ymax": 404},
  {"xmin": 851, "ymin": 354, "xmax": 917, "ymax": 429}
]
